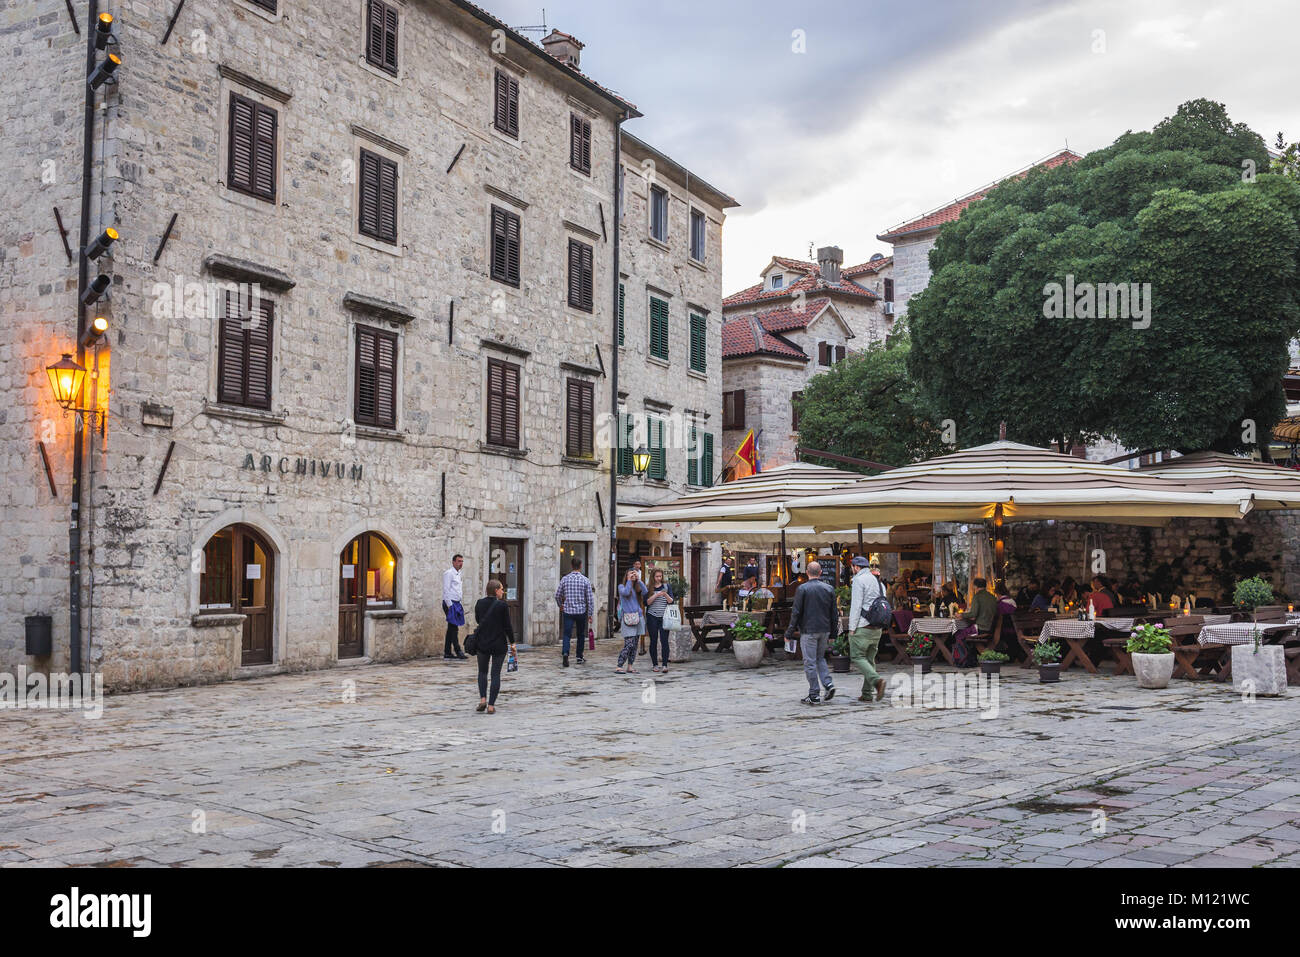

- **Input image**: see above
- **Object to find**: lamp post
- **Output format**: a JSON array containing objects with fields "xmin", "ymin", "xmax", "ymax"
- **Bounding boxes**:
[{"xmin": 632, "ymin": 446, "xmax": 652, "ymax": 477}]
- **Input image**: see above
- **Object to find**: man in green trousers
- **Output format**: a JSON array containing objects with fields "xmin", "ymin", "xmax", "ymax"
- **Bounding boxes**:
[{"xmin": 847, "ymin": 555, "xmax": 887, "ymax": 703}]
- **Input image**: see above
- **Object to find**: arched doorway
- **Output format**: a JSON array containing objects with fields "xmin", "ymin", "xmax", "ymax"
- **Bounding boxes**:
[
  {"xmin": 338, "ymin": 531, "xmax": 397, "ymax": 658},
  {"xmin": 199, "ymin": 524, "xmax": 275, "ymax": 665}
]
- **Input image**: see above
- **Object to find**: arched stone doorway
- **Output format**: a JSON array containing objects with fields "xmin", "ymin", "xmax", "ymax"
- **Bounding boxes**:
[
  {"xmin": 338, "ymin": 531, "xmax": 398, "ymax": 658},
  {"xmin": 198, "ymin": 523, "xmax": 276, "ymax": 665}
]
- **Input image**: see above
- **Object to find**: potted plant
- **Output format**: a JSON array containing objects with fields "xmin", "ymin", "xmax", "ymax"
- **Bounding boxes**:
[
  {"xmin": 829, "ymin": 632, "xmax": 851, "ymax": 673},
  {"xmin": 906, "ymin": 634, "xmax": 934, "ymax": 674},
  {"xmin": 1032, "ymin": 640, "xmax": 1062, "ymax": 683},
  {"xmin": 1232, "ymin": 626, "xmax": 1288, "ymax": 697},
  {"xmin": 1234, "ymin": 576, "xmax": 1274, "ymax": 619},
  {"xmin": 978, "ymin": 649, "xmax": 1010, "ymax": 676},
  {"xmin": 730, "ymin": 613, "xmax": 767, "ymax": 668},
  {"xmin": 1126, "ymin": 622, "xmax": 1175, "ymax": 689}
]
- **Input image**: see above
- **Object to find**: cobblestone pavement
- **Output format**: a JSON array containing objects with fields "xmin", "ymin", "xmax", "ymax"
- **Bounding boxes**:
[{"xmin": 3, "ymin": 642, "xmax": 1299, "ymax": 868}]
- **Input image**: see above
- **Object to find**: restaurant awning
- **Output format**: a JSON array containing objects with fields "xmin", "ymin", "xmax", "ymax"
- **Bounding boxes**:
[{"xmin": 1136, "ymin": 451, "xmax": 1300, "ymax": 510}]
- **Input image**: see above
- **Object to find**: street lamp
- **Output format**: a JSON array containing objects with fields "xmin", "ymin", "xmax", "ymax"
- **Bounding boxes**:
[
  {"xmin": 46, "ymin": 354, "xmax": 86, "ymax": 411},
  {"xmin": 632, "ymin": 446, "xmax": 652, "ymax": 475}
]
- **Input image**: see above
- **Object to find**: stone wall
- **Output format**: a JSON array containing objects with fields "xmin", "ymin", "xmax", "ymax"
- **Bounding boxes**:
[
  {"xmin": 721, "ymin": 355, "xmax": 809, "ymax": 470},
  {"xmin": 888, "ymin": 233, "xmax": 936, "ymax": 320}
]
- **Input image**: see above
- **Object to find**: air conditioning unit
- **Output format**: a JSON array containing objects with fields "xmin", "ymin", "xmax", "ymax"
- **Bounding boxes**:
[{"xmin": 883, "ymin": 301, "xmax": 895, "ymax": 315}]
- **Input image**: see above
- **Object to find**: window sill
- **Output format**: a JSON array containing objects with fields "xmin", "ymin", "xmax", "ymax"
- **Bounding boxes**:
[
  {"xmin": 479, "ymin": 441, "xmax": 528, "ymax": 459},
  {"xmin": 365, "ymin": 608, "xmax": 407, "ymax": 620},
  {"xmin": 562, "ymin": 455, "xmax": 601, "ymax": 469},
  {"xmin": 353, "ymin": 231, "xmax": 403, "ymax": 258},
  {"xmin": 203, "ymin": 402, "xmax": 286, "ymax": 426},
  {"xmin": 646, "ymin": 236, "xmax": 670, "ymax": 252},
  {"xmin": 191, "ymin": 613, "xmax": 246, "ymax": 628},
  {"xmin": 647, "ymin": 355, "xmax": 670, "ymax": 370},
  {"xmin": 356, "ymin": 425, "xmax": 406, "ymax": 443},
  {"xmin": 688, "ymin": 257, "xmax": 707, "ymax": 272},
  {"xmin": 688, "ymin": 369, "xmax": 708, "ymax": 381},
  {"xmin": 644, "ymin": 478, "xmax": 670, "ymax": 489},
  {"xmin": 357, "ymin": 58, "xmax": 402, "ymax": 86}
]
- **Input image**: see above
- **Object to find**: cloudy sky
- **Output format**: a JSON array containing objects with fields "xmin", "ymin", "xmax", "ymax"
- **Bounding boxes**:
[{"xmin": 487, "ymin": 0, "xmax": 1297, "ymax": 293}]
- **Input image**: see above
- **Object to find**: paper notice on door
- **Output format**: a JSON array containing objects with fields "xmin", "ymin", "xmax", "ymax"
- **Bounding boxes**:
[
  {"xmin": 506, "ymin": 588, "xmax": 517, "ymax": 601},
  {"xmin": 245, "ymin": 564, "xmax": 262, "ymax": 580},
  {"xmin": 341, "ymin": 565, "xmax": 356, "ymax": 579}
]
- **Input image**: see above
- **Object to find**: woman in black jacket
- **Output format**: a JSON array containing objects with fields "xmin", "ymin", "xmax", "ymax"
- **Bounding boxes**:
[{"xmin": 473, "ymin": 579, "xmax": 516, "ymax": 714}]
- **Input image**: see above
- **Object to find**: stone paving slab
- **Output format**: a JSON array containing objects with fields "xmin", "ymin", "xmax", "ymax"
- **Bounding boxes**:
[{"xmin": 1, "ymin": 644, "xmax": 1298, "ymax": 867}]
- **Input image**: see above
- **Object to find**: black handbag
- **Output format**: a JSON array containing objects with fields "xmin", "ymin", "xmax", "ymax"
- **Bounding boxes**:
[{"xmin": 463, "ymin": 629, "xmax": 478, "ymax": 656}]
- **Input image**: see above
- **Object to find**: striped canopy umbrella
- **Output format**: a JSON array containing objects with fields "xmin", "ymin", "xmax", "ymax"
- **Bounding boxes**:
[
  {"xmin": 1136, "ymin": 451, "xmax": 1300, "ymax": 510},
  {"xmin": 722, "ymin": 442, "xmax": 1259, "ymax": 530}
]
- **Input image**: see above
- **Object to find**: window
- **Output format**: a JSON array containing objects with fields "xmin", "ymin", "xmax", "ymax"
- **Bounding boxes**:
[
  {"xmin": 354, "ymin": 325, "xmax": 398, "ymax": 428},
  {"xmin": 217, "ymin": 290, "xmax": 273, "ymax": 409},
  {"xmin": 569, "ymin": 114, "xmax": 591, "ymax": 174},
  {"xmin": 791, "ymin": 390, "xmax": 804, "ymax": 431},
  {"xmin": 365, "ymin": 0, "xmax": 399, "ymax": 75},
  {"xmin": 227, "ymin": 93, "xmax": 276, "ymax": 201},
  {"xmin": 490, "ymin": 205, "xmax": 521, "ymax": 286},
  {"xmin": 701, "ymin": 432, "xmax": 715, "ymax": 486},
  {"xmin": 690, "ymin": 208, "xmax": 706, "ymax": 262},
  {"xmin": 358, "ymin": 149, "xmax": 399, "ymax": 244},
  {"xmin": 770, "ymin": 274, "xmax": 783, "ymax": 290},
  {"xmin": 650, "ymin": 185, "xmax": 668, "ymax": 242},
  {"xmin": 617, "ymin": 283, "xmax": 625, "ymax": 346},
  {"xmin": 493, "ymin": 69, "xmax": 519, "ymax": 138},
  {"xmin": 818, "ymin": 342, "xmax": 845, "ymax": 366},
  {"xmin": 883, "ymin": 277, "xmax": 894, "ymax": 302},
  {"xmin": 687, "ymin": 426, "xmax": 703, "ymax": 486},
  {"xmin": 648, "ymin": 296, "xmax": 669, "ymax": 361},
  {"xmin": 722, "ymin": 390, "xmax": 746, "ymax": 431},
  {"xmin": 341, "ymin": 531, "xmax": 397, "ymax": 607},
  {"xmin": 689, "ymin": 313, "xmax": 706, "ymax": 373},
  {"xmin": 567, "ymin": 239, "xmax": 594, "ymax": 312},
  {"xmin": 616, "ymin": 411, "xmax": 634, "ymax": 475},
  {"xmin": 647, "ymin": 415, "xmax": 666, "ymax": 480},
  {"xmin": 248, "ymin": 0, "xmax": 277, "ymax": 12},
  {"xmin": 486, "ymin": 357, "xmax": 521, "ymax": 448},
  {"xmin": 565, "ymin": 378, "xmax": 594, "ymax": 459}
]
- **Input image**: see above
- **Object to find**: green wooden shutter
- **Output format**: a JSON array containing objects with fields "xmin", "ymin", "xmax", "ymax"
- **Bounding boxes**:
[
  {"xmin": 687, "ymin": 426, "xmax": 699, "ymax": 486},
  {"xmin": 702, "ymin": 432, "xmax": 715, "ymax": 486},
  {"xmin": 689, "ymin": 313, "xmax": 706, "ymax": 373},
  {"xmin": 617, "ymin": 283, "xmax": 625, "ymax": 346},
  {"xmin": 617, "ymin": 412, "xmax": 632, "ymax": 475},
  {"xmin": 649, "ymin": 297, "xmax": 668, "ymax": 360},
  {"xmin": 649, "ymin": 417, "xmax": 666, "ymax": 480}
]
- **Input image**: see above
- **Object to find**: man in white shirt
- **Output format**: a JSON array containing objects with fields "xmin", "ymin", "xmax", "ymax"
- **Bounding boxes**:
[
  {"xmin": 442, "ymin": 554, "xmax": 467, "ymax": 660},
  {"xmin": 847, "ymin": 555, "xmax": 887, "ymax": 703}
]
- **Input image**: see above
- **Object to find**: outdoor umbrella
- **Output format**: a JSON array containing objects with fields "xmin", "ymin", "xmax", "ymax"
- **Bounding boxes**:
[{"xmin": 1136, "ymin": 451, "xmax": 1300, "ymax": 511}]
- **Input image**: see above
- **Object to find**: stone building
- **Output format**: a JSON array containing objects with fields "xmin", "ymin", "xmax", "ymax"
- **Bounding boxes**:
[
  {"xmin": 614, "ymin": 133, "xmax": 737, "ymax": 598},
  {"xmin": 0, "ymin": 0, "xmax": 733, "ymax": 689},
  {"xmin": 877, "ymin": 149, "xmax": 1081, "ymax": 321},
  {"xmin": 718, "ymin": 247, "xmax": 893, "ymax": 472}
]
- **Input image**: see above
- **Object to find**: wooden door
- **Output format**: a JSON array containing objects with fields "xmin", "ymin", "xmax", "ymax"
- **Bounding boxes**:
[
  {"xmin": 338, "ymin": 537, "xmax": 363, "ymax": 658},
  {"xmin": 690, "ymin": 545, "xmax": 702, "ymax": 605},
  {"xmin": 238, "ymin": 528, "xmax": 273, "ymax": 665},
  {"xmin": 489, "ymin": 537, "xmax": 525, "ymax": 640}
]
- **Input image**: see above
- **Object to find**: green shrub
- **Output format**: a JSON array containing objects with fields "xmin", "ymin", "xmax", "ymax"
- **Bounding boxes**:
[
  {"xmin": 1031, "ymin": 640, "xmax": 1062, "ymax": 665},
  {"xmin": 1233, "ymin": 576, "xmax": 1274, "ymax": 611}
]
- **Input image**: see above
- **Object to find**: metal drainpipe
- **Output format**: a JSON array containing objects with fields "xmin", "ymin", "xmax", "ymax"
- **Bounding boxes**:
[
  {"xmin": 70, "ymin": 0, "xmax": 100, "ymax": 675},
  {"xmin": 608, "ymin": 114, "xmax": 626, "ymax": 640}
]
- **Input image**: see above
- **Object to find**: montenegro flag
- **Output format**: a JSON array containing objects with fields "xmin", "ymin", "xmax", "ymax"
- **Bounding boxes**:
[{"xmin": 727, "ymin": 429, "xmax": 759, "ymax": 481}]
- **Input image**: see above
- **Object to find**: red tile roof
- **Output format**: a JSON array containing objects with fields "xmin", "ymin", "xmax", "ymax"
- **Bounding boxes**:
[
  {"xmin": 843, "ymin": 255, "xmax": 893, "ymax": 278},
  {"xmin": 723, "ymin": 265, "xmax": 879, "ymax": 309},
  {"xmin": 721, "ymin": 316, "xmax": 808, "ymax": 361},
  {"xmin": 877, "ymin": 149, "xmax": 1082, "ymax": 242},
  {"xmin": 752, "ymin": 298, "xmax": 833, "ymax": 333}
]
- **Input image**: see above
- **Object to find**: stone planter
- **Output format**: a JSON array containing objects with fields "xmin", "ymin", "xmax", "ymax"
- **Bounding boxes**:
[
  {"xmin": 1132, "ymin": 652, "xmax": 1175, "ymax": 689},
  {"xmin": 910, "ymin": 655, "xmax": 933, "ymax": 675},
  {"xmin": 979, "ymin": 660, "xmax": 1003, "ymax": 676},
  {"xmin": 829, "ymin": 654, "xmax": 850, "ymax": 674},
  {"xmin": 1232, "ymin": 644, "xmax": 1287, "ymax": 697},
  {"xmin": 668, "ymin": 627, "xmax": 693, "ymax": 663},
  {"xmin": 1038, "ymin": 663, "xmax": 1061, "ymax": 683},
  {"xmin": 733, "ymin": 640, "xmax": 764, "ymax": 668}
]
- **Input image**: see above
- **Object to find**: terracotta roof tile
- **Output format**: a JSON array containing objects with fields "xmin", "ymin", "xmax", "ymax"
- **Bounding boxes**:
[
  {"xmin": 843, "ymin": 255, "xmax": 893, "ymax": 277},
  {"xmin": 721, "ymin": 315, "xmax": 808, "ymax": 361},
  {"xmin": 722, "ymin": 265, "xmax": 879, "ymax": 309},
  {"xmin": 751, "ymin": 298, "xmax": 833, "ymax": 333}
]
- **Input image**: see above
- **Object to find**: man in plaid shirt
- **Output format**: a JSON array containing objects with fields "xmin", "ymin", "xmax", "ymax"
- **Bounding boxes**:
[{"xmin": 555, "ymin": 557, "xmax": 596, "ymax": 668}]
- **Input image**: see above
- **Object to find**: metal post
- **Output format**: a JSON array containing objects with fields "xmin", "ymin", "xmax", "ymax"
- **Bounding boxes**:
[{"xmin": 607, "ymin": 116, "xmax": 625, "ymax": 639}]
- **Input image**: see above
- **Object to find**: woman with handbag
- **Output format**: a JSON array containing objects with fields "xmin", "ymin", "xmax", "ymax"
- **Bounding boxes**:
[
  {"xmin": 473, "ymin": 579, "xmax": 515, "ymax": 714},
  {"xmin": 616, "ymin": 568, "xmax": 648, "ymax": 674},
  {"xmin": 645, "ymin": 568, "xmax": 676, "ymax": 674}
]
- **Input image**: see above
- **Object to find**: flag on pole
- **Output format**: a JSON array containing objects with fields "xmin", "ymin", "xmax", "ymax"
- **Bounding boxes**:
[{"xmin": 725, "ymin": 429, "xmax": 758, "ymax": 481}]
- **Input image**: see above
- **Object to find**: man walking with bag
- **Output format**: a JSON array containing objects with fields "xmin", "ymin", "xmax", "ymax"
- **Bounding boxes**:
[
  {"xmin": 848, "ymin": 556, "xmax": 888, "ymax": 703},
  {"xmin": 784, "ymin": 561, "xmax": 839, "ymax": 706},
  {"xmin": 442, "ymin": 554, "xmax": 467, "ymax": 660},
  {"xmin": 555, "ymin": 556, "xmax": 595, "ymax": 668}
]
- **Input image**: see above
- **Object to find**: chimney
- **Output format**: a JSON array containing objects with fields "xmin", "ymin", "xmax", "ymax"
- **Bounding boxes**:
[
  {"xmin": 816, "ymin": 246, "xmax": 843, "ymax": 283},
  {"xmin": 542, "ymin": 29, "xmax": 584, "ymax": 69}
]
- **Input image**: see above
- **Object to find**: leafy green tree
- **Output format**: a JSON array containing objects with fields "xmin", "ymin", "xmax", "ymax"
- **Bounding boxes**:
[
  {"xmin": 907, "ymin": 99, "xmax": 1300, "ymax": 453},
  {"xmin": 1274, "ymin": 131, "xmax": 1300, "ymax": 178},
  {"xmin": 794, "ymin": 339, "xmax": 948, "ymax": 472}
]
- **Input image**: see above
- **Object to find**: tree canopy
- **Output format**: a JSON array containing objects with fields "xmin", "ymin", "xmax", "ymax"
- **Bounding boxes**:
[
  {"xmin": 906, "ymin": 99, "xmax": 1300, "ymax": 453},
  {"xmin": 794, "ymin": 339, "xmax": 948, "ymax": 473}
]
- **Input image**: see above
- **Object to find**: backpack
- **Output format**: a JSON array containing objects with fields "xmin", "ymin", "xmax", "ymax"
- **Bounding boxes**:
[{"xmin": 864, "ymin": 595, "xmax": 893, "ymax": 629}]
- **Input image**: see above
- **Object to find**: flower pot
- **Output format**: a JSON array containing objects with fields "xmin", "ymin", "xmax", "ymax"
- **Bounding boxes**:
[
  {"xmin": 979, "ymin": 660, "xmax": 1003, "ymax": 676},
  {"xmin": 910, "ymin": 655, "xmax": 932, "ymax": 675},
  {"xmin": 1132, "ymin": 652, "xmax": 1175, "ymax": 689},
  {"xmin": 733, "ymin": 640, "xmax": 764, "ymax": 668},
  {"xmin": 1038, "ymin": 663, "xmax": 1060, "ymax": 683},
  {"xmin": 828, "ymin": 653, "xmax": 850, "ymax": 673},
  {"xmin": 1232, "ymin": 644, "xmax": 1287, "ymax": 696}
]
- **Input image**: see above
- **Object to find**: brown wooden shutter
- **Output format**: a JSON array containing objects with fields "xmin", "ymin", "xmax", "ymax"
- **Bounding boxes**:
[
  {"xmin": 491, "ymin": 206, "xmax": 520, "ymax": 285},
  {"xmin": 570, "ymin": 114, "xmax": 591, "ymax": 173},
  {"xmin": 566, "ymin": 378, "xmax": 593, "ymax": 458},
  {"xmin": 228, "ymin": 94, "xmax": 276, "ymax": 201},
  {"xmin": 217, "ymin": 292, "xmax": 246, "ymax": 405},
  {"xmin": 568, "ymin": 240, "xmax": 593, "ymax": 311},
  {"xmin": 355, "ymin": 326, "xmax": 397, "ymax": 428},
  {"xmin": 377, "ymin": 156, "xmax": 398, "ymax": 242},
  {"xmin": 245, "ymin": 298, "xmax": 273, "ymax": 409},
  {"xmin": 359, "ymin": 150, "xmax": 397, "ymax": 244},
  {"xmin": 359, "ymin": 151, "xmax": 380, "ymax": 238},
  {"xmin": 487, "ymin": 358, "xmax": 520, "ymax": 448},
  {"xmin": 218, "ymin": 290, "xmax": 273, "ymax": 409},
  {"xmin": 819, "ymin": 342, "xmax": 831, "ymax": 366},
  {"xmin": 494, "ymin": 71, "xmax": 518, "ymax": 137},
  {"xmin": 835, "ymin": 344, "xmax": 846, "ymax": 364},
  {"xmin": 365, "ymin": 0, "xmax": 398, "ymax": 75}
]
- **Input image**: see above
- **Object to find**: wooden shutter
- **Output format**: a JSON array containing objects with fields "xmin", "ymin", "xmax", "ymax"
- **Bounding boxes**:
[
  {"xmin": 218, "ymin": 290, "xmax": 273, "ymax": 409},
  {"xmin": 689, "ymin": 313, "xmax": 706, "ymax": 373},
  {"xmin": 228, "ymin": 93, "xmax": 276, "ymax": 201},
  {"xmin": 617, "ymin": 283, "xmax": 625, "ymax": 346},
  {"xmin": 702, "ymin": 432, "xmax": 715, "ymax": 486},
  {"xmin": 649, "ymin": 297, "xmax": 668, "ymax": 360},
  {"xmin": 490, "ymin": 206, "xmax": 520, "ymax": 286},
  {"xmin": 570, "ymin": 114, "xmax": 591, "ymax": 173},
  {"xmin": 366, "ymin": 0, "xmax": 398, "ymax": 75},
  {"xmin": 617, "ymin": 412, "xmax": 632, "ymax": 475},
  {"xmin": 723, "ymin": 390, "xmax": 746, "ymax": 431},
  {"xmin": 356, "ymin": 326, "xmax": 397, "ymax": 428},
  {"xmin": 566, "ymin": 378, "xmax": 593, "ymax": 458},
  {"xmin": 818, "ymin": 341, "xmax": 831, "ymax": 366},
  {"xmin": 687, "ymin": 427, "xmax": 699, "ymax": 486},
  {"xmin": 359, "ymin": 150, "xmax": 398, "ymax": 244},
  {"xmin": 568, "ymin": 240, "xmax": 593, "ymax": 311},
  {"xmin": 494, "ymin": 70, "xmax": 518, "ymax": 137},
  {"xmin": 649, "ymin": 417, "xmax": 666, "ymax": 480},
  {"xmin": 835, "ymin": 344, "xmax": 846, "ymax": 364},
  {"xmin": 486, "ymin": 358, "xmax": 520, "ymax": 448}
]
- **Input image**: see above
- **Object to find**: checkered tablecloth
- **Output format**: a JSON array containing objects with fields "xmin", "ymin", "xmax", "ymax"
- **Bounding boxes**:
[
  {"xmin": 1288, "ymin": 612, "xmax": 1300, "ymax": 624},
  {"xmin": 1037, "ymin": 619, "xmax": 1096, "ymax": 643},
  {"xmin": 1197, "ymin": 622, "xmax": 1295, "ymax": 647},
  {"xmin": 909, "ymin": 617, "xmax": 957, "ymax": 636}
]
